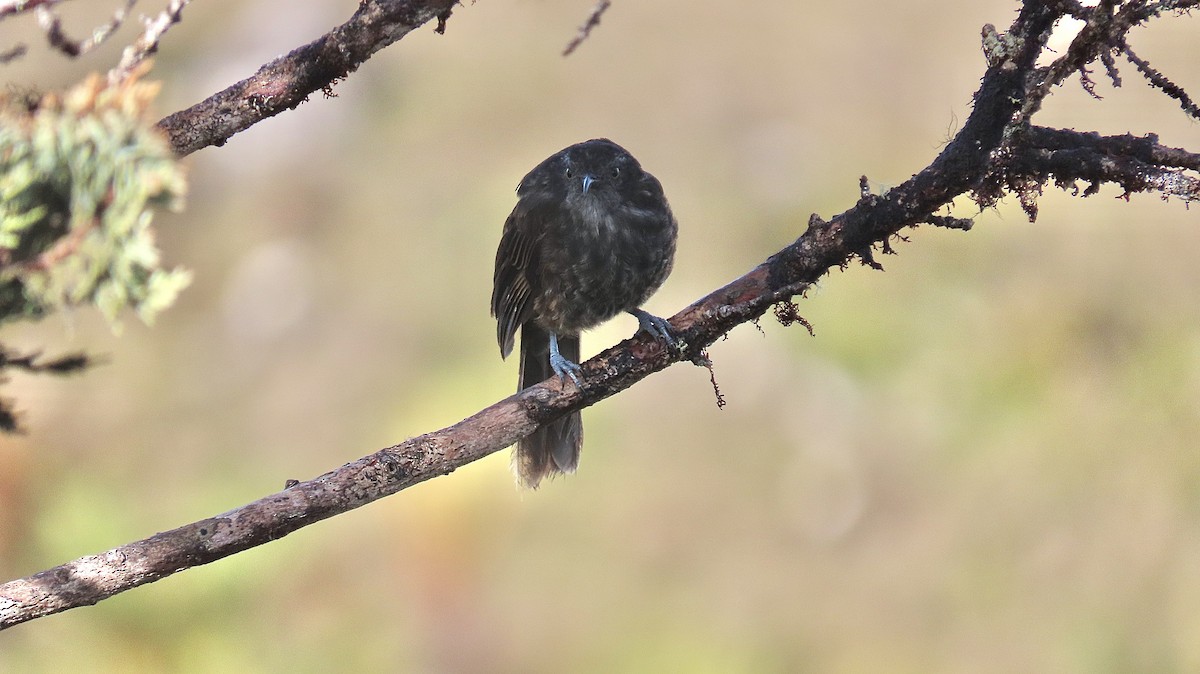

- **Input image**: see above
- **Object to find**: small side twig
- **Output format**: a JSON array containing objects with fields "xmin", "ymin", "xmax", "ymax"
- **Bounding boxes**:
[
  {"xmin": 1100, "ymin": 49, "xmax": 1122, "ymax": 87},
  {"xmin": 0, "ymin": 43, "xmax": 26, "ymax": 62},
  {"xmin": 924, "ymin": 215, "xmax": 975, "ymax": 230},
  {"xmin": 35, "ymin": 0, "xmax": 135, "ymax": 58},
  {"xmin": 0, "ymin": 348, "xmax": 96, "ymax": 433},
  {"xmin": 1123, "ymin": 44, "xmax": 1200, "ymax": 120},
  {"xmin": 109, "ymin": 0, "xmax": 190, "ymax": 84},
  {"xmin": 0, "ymin": 349, "xmax": 94, "ymax": 375},
  {"xmin": 562, "ymin": 0, "xmax": 611, "ymax": 56},
  {"xmin": 0, "ymin": 0, "xmax": 59, "ymax": 20}
]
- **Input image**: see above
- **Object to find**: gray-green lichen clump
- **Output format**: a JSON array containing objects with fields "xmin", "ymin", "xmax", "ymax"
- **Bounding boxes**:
[{"xmin": 0, "ymin": 67, "xmax": 189, "ymax": 328}]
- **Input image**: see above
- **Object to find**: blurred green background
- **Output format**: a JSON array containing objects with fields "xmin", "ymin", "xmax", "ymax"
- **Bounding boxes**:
[{"xmin": 1, "ymin": 1, "xmax": 1199, "ymax": 671}]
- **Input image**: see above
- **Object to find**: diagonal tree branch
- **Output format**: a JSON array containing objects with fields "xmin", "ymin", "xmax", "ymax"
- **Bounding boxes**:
[
  {"xmin": 155, "ymin": 0, "xmax": 457, "ymax": 157},
  {"xmin": 2, "ymin": 0, "xmax": 1198, "ymax": 630}
]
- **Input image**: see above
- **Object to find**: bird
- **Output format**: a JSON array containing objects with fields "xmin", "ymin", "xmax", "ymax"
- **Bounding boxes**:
[{"xmin": 491, "ymin": 138, "xmax": 678, "ymax": 488}]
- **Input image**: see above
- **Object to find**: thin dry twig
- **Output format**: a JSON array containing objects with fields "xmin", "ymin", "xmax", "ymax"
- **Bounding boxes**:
[
  {"xmin": 34, "ymin": 0, "xmax": 134, "ymax": 58},
  {"xmin": 0, "ymin": 43, "xmax": 26, "ymax": 62},
  {"xmin": 1123, "ymin": 44, "xmax": 1200, "ymax": 120},
  {"xmin": 563, "ymin": 0, "xmax": 611, "ymax": 56},
  {"xmin": 109, "ymin": 0, "xmax": 189, "ymax": 84},
  {"xmin": 0, "ymin": 0, "xmax": 60, "ymax": 20},
  {"xmin": 0, "ymin": 349, "xmax": 93, "ymax": 375},
  {"xmin": 0, "ymin": 348, "xmax": 94, "ymax": 432}
]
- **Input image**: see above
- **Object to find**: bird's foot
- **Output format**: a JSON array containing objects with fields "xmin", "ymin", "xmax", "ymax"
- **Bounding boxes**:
[
  {"xmin": 629, "ymin": 308, "xmax": 678, "ymax": 350},
  {"xmin": 549, "ymin": 332, "xmax": 582, "ymax": 387}
]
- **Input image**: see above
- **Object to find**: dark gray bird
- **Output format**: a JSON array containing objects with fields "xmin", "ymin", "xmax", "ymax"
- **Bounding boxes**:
[{"xmin": 491, "ymin": 138, "xmax": 678, "ymax": 488}]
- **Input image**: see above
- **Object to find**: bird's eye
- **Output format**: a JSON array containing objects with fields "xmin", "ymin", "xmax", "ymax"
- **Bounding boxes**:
[
  {"xmin": 565, "ymin": 168, "xmax": 574, "ymax": 179},
  {"xmin": 610, "ymin": 167, "xmax": 621, "ymax": 178}
]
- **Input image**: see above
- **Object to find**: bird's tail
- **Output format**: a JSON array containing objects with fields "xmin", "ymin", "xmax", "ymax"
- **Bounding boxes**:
[{"xmin": 515, "ymin": 323, "xmax": 583, "ymax": 489}]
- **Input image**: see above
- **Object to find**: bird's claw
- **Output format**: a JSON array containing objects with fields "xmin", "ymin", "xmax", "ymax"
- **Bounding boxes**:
[
  {"xmin": 630, "ymin": 308, "xmax": 678, "ymax": 350},
  {"xmin": 548, "ymin": 331, "xmax": 583, "ymax": 387},
  {"xmin": 550, "ymin": 350, "xmax": 583, "ymax": 387}
]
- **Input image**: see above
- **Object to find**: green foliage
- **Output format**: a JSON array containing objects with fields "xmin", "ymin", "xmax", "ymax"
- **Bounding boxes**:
[{"xmin": 0, "ymin": 68, "xmax": 189, "ymax": 329}]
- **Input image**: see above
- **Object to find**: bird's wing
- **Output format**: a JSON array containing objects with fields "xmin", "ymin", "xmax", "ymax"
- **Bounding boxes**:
[{"xmin": 491, "ymin": 196, "xmax": 553, "ymax": 358}]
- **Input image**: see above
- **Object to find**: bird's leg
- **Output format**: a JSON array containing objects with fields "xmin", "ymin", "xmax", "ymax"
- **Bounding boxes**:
[
  {"xmin": 548, "ymin": 331, "xmax": 582, "ymax": 386},
  {"xmin": 628, "ymin": 308, "xmax": 678, "ymax": 349}
]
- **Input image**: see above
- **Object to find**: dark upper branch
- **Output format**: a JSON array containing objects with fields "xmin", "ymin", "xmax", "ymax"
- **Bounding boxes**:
[
  {"xmin": 1028, "ymin": 127, "xmax": 1200, "ymax": 172},
  {"xmin": 1020, "ymin": 0, "xmax": 1200, "ymax": 122},
  {"xmin": 767, "ymin": 1, "xmax": 1062, "ymax": 286},
  {"xmin": 1022, "ymin": 127, "xmax": 1200, "ymax": 201},
  {"xmin": 155, "ymin": 0, "xmax": 457, "ymax": 157}
]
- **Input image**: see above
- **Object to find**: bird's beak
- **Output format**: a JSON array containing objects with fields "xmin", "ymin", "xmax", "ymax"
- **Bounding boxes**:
[{"xmin": 581, "ymin": 174, "xmax": 595, "ymax": 194}]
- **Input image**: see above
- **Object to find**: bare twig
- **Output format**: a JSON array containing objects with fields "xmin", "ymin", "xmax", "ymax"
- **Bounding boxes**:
[
  {"xmin": 1123, "ymin": 44, "xmax": 1200, "ymax": 120},
  {"xmin": 34, "ymin": 5, "xmax": 77, "ymax": 56},
  {"xmin": 109, "ymin": 0, "xmax": 189, "ymax": 84},
  {"xmin": 0, "ymin": 348, "xmax": 94, "ymax": 432},
  {"xmin": 34, "ymin": 0, "xmax": 134, "ymax": 58},
  {"xmin": 924, "ymin": 215, "xmax": 976, "ymax": 230},
  {"xmin": 0, "ymin": 0, "xmax": 60, "ymax": 20},
  {"xmin": 563, "ymin": 0, "xmax": 611, "ymax": 56},
  {"xmin": 0, "ymin": 349, "xmax": 93, "ymax": 375},
  {"xmin": 2, "ymin": 0, "xmax": 1198, "ymax": 630},
  {"xmin": 0, "ymin": 43, "xmax": 26, "ymax": 62}
]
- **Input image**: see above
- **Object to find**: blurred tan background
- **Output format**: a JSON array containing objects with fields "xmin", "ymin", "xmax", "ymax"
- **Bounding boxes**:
[{"xmin": 1, "ymin": 1, "xmax": 1199, "ymax": 671}]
